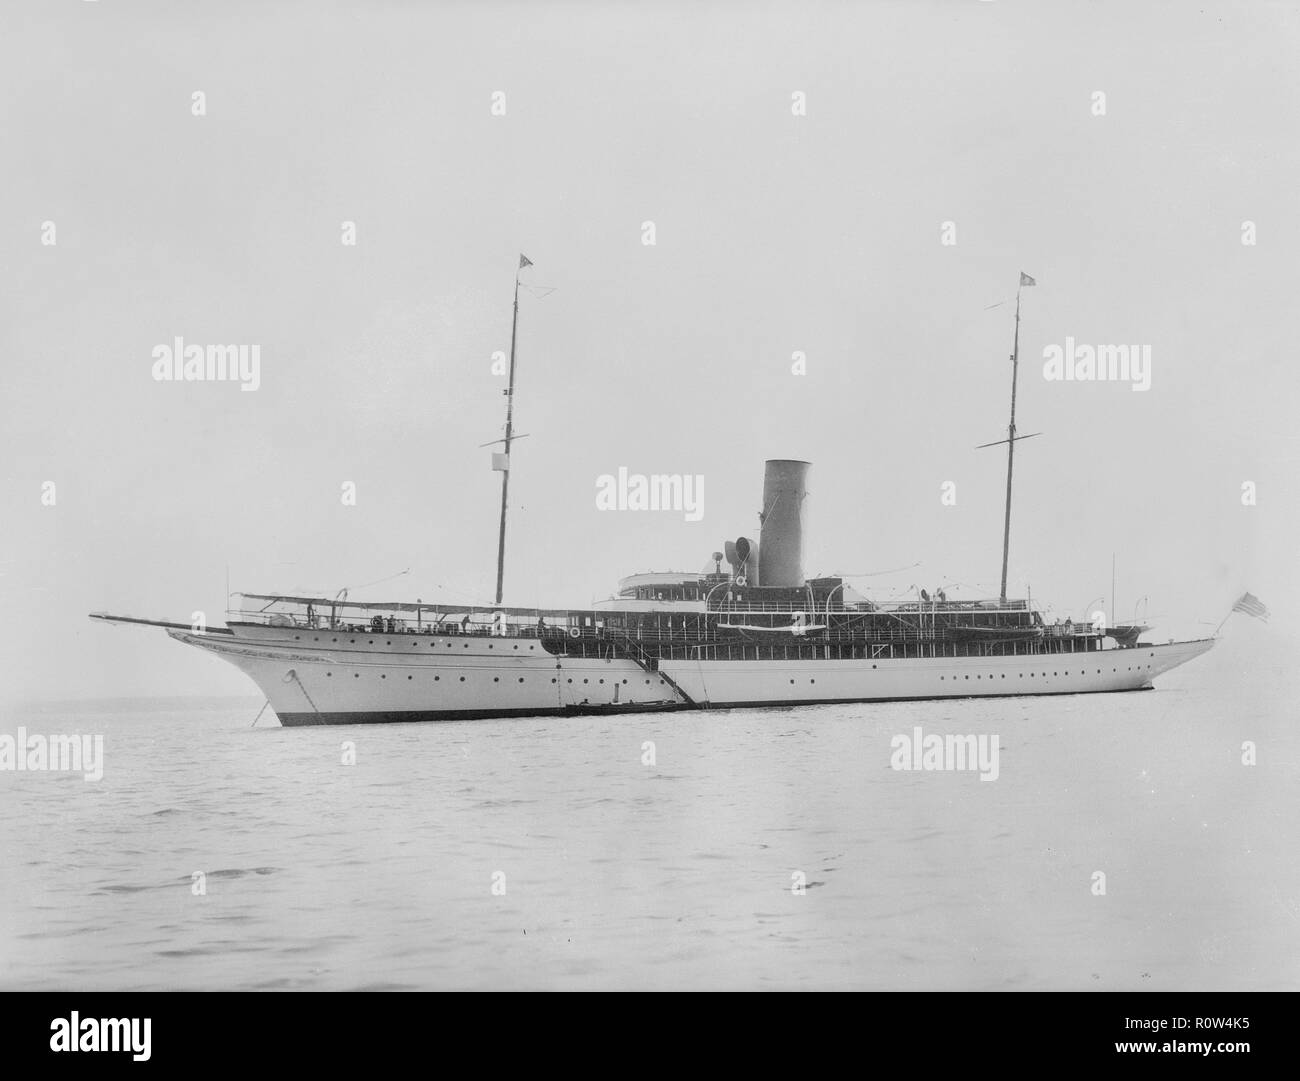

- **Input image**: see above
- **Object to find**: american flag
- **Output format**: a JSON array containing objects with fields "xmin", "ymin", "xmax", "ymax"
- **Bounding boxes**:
[{"xmin": 1231, "ymin": 592, "xmax": 1269, "ymax": 622}]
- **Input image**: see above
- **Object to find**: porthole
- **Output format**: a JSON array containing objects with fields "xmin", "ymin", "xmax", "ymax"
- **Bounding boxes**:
[
  {"xmin": 381, "ymin": 674, "xmax": 386, "ymax": 679},
  {"xmin": 327, "ymin": 672, "xmax": 333, "ymax": 677},
  {"xmin": 583, "ymin": 679, "xmax": 589, "ymax": 684},
  {"xmin": 332, "ymin": 638, "xmax": 337, "ymax": 643},
  {"xmin": 494, "ymin": 677, "xmax": 500, "ymax": 683},
  {"xmin": 354, "ymin": 674, "xmax": 359, "ymax": 679},
  {"xmin": 294, "ymin": 635, "xmax": 300, "ymax": 640},
  {"xmin": 459, "ymin": 676, "xmax": 466, "ymax": 682},
  {"xmin": 435, "ymin": 676, "xmax": 440, "ymax": 681},
  {"xmin": 518, "ymin": 678, "xmax": 524, "ymax": 683},
  {"xmin": 407, "ymin": 675, "xmax": 412, "ymax": 680}
]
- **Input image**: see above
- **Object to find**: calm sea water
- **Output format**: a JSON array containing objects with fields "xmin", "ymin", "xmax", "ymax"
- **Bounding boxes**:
[{"xmin": 2, "ymin": 642, "xmax": 1296, "ymax": 991}]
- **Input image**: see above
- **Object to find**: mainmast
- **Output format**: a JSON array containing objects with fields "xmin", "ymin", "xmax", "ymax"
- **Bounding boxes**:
[
  {"xmin": 492, "ymin": 254, "xmax": 532, "ymax": 606},
  {"xmin": 977, "ymin": 271, "xmax": 1037, "ymax": 605}
]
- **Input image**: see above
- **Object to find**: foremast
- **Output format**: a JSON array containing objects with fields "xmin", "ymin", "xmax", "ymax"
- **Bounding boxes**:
[{"xmin": 491, "ymin": 254, "xmax": 533, "ymax": 606}]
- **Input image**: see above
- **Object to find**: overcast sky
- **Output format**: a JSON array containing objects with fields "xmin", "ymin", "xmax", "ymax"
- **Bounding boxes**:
[{"xmin": 2, "ymin": 0, "xmax": 1297, "ymax": 703}]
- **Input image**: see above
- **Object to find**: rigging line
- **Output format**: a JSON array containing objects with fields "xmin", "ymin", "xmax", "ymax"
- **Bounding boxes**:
[
  {"xmin": 834, "ymin": 562, "xmax": 923, "ymax": 577},
  {"xmin": 299, "ymin": 569, "xmax": 411, "ymax": 602},
  {"xmin": 250, "ymin": 700, "xmax": 270, "ymax": 728},
  {"xmin": 353, "ymin": 568, "xmax": 410, "ymax": 591}
]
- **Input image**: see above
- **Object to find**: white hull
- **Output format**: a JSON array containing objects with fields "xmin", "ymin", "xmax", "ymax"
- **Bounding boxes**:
[{"xmin": 168, "ymin": 624, "xmax": 1216, "ymax": 726}]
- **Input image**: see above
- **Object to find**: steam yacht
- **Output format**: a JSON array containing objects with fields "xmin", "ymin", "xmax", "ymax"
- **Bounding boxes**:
[{"xmin": 91, "ymin": 266, "xmax": 1215, "ymax": 724}]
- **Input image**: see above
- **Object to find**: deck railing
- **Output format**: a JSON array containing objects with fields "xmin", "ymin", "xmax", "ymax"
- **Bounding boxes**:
[{"xmin": 228, "ymin": 607, "xmax": 1102, "ymax": 646}]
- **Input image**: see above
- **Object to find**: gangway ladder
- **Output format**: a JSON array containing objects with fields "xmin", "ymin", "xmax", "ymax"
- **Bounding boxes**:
[{"xmin": 613, "ymin": 634, "xmax": 700, "ymax": 708}]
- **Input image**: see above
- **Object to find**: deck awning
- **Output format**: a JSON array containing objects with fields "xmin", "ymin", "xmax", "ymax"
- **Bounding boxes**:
[{"xmin": 236, "ymin": 593, "xmax": 581, "ymax": 619}]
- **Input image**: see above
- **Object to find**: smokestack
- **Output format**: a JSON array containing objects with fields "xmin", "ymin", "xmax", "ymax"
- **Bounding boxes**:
[{"xmin": 757, "ymin": 460, "xmax": 810, "ymax": 588}]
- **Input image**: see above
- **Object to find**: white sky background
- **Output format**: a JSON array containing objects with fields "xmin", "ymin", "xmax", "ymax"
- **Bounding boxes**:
[{"xmin": 1, "ymin": 0, "xmax": 1297, "ymax": 702}]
